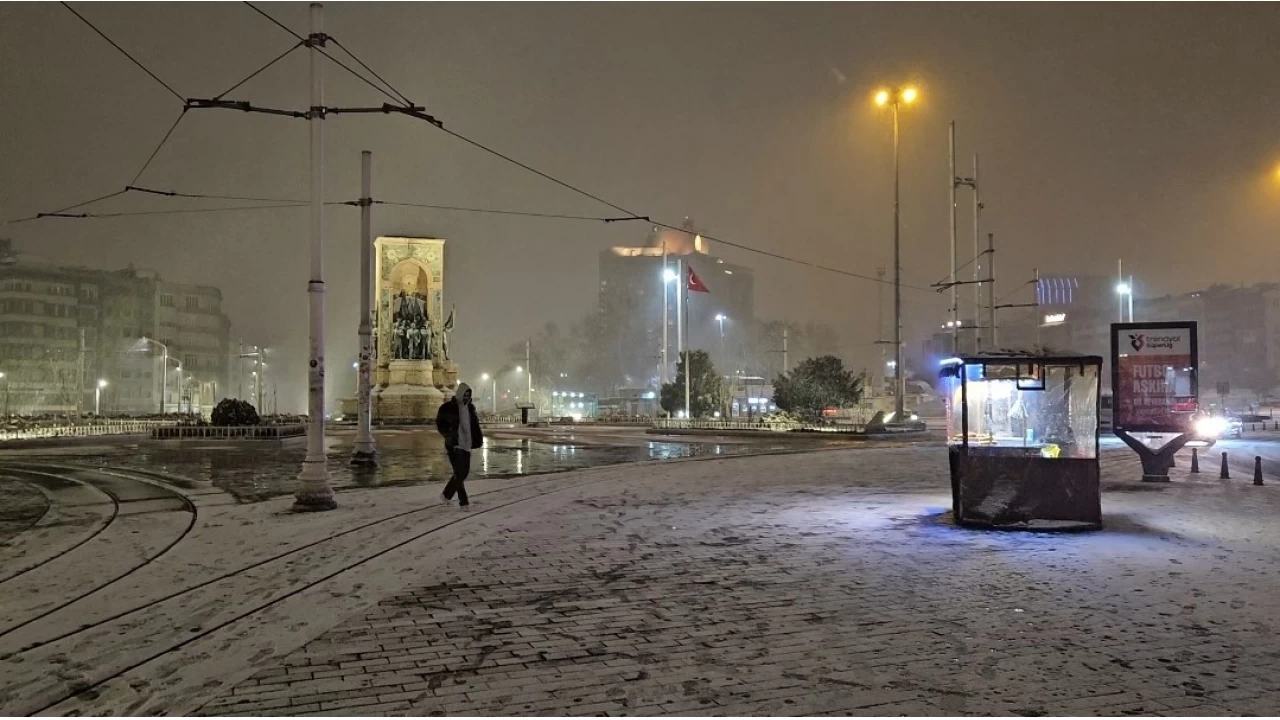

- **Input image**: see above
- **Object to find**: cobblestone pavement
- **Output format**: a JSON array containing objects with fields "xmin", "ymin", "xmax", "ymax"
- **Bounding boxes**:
[{"xmin": 198, "ymin": 447, "xmax": 1280, "ymax": 716}]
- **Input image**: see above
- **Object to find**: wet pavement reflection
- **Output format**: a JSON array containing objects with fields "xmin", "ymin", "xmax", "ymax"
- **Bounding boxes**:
[{"xmin": 25, "ymin": 427, "xmax": 796, "ymax": 503}]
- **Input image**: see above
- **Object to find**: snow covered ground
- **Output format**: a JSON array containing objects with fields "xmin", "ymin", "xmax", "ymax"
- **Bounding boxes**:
[{"xmin": 1, "ymin": 441, "xmax": 1278, "ymax": 715}]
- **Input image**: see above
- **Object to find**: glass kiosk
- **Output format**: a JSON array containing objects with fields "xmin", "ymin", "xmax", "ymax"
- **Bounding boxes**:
[{"xmin": 940, "ymin": 353, "xmax": 1103, "ymax": 530}]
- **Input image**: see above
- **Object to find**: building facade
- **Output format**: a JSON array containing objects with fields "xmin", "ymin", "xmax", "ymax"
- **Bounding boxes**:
[
  {"xmin": 598, "ymin": 222, "xmax": 755, "ymax": 391},
  {"xmin": 0, "ymin": 240, "xmax": 232, "ymax": 416},
  {"xmin": 989, "ymin": 275, "xmax": 1280, "ymax": 402}
]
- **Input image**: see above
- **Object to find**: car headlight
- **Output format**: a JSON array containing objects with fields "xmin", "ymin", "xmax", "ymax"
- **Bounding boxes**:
[{"xmin": 1195, "ymin": 416, "xmax": 1228, "ymax": 437}]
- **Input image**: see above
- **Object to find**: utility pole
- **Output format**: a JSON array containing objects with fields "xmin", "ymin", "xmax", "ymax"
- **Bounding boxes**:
[
  {"xmin": 948, "ymin": 123, "xmax": 959, "ymax": 354},
  {"xmin": 683, "ymin": 268, "xmax": 691, "ymax": 419},
  {"xmin": 891, "ymin": 99, "xmax": 905, "ymax": 423},
  {"xmin": 661, "ymin": 240, "xmax": 669, "ymax": 385},
  {"xmin": 352, "ymin": 150, "xmax": 377, "ymax": 465},
  {"xmin": 1034, "ymin": 269, "xmax": 1042, "ymax": 348},
  {"xmin": 77, "ymin": 328, "xmax": 85, "ymax": 416},
  {"xmin": 972, "ymin": 154, "xmax": 982, "ymax": 352},
  {"xmin": 1117, "ymin": 259, "xmax": 1124, "ymax": 323},
  {"xmin": 675, "ymin": 257, "xmax": 683, "ymax": 360},
  {"xmin": 987, "ymin": 232, "xmax": 997, "ymax": 348},
  {"xmin": 782, "ymin": 326, "xmax": 789, "ymax": 374},
  {"xmin": 525, "ymin": 339, "xmax": 533, "ymax": 408},
  {"xmin": 256, "ymin": 349, "xmax": 264, "ymax": 413},
  {"xmin": 295, "ymin": 2, "xmax": 336, "ymax": 511}
]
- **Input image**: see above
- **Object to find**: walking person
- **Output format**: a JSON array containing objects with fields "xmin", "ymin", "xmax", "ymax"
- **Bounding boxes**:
[{"xmin": 437, "ymin": 382, "xmax": 483, "ymax": 508}]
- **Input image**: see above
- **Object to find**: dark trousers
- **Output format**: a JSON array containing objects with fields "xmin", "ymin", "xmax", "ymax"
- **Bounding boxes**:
[{"xmin": 443, "ymin": 448, "xmax": 472, "ymax": 505}]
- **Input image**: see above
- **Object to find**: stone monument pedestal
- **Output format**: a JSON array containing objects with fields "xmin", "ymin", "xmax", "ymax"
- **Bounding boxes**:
[{"xmin": 373, "ymin": 359, "xmax": 445, "ymax": 424}]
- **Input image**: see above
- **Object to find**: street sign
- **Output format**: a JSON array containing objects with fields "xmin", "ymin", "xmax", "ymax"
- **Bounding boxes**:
[{"xmin": 1110, "ymin": 322, "xmax": 1198, "ymax": 433}]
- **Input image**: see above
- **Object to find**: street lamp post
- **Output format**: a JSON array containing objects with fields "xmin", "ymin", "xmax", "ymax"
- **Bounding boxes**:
[
  {"xmin": 1116, "ymin": 280, "xmax": 1134, "ymax": 322},
  {"xmin": 0, "ymin": 372, "xmax": 7, "ymax": 416},
  {"xmin": 481, "ymin": 373, "xmax": 497, "ymax": 414},
  {"xmin": 135, "ymin": 337, "xmax": 170, "ymax": 414},
  {"xmin": 875, "ymin": 84, "xmax": 918, "ymax": 423},
  {"xmin": 95, "ymin": 378, "xmax": 107, "ymax": 416},
  {"xmin": 662, "ymin": 266, "xmax": 677, "ymax": 385},
  {"xmin": 715, "ymin": 313, "xmax": 728, "ymax": 368}
]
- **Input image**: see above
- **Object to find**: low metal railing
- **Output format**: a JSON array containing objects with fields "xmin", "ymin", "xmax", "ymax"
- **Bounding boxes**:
[
  {"xmin": 151, "ymin": 424, "xmax": 307, "ymax": 440},
  {"xmin": 652, "ymin": 418, "xmax": 865, "ymax": 433},
  {"xmin": 0, "ymin": 420, "xmax": 173, "ymax": 442}
]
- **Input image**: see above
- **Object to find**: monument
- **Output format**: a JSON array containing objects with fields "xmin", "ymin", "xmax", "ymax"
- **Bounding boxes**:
[{"xmin": 362, "ymin": 236, "xmax": 459, "ymax": 422}]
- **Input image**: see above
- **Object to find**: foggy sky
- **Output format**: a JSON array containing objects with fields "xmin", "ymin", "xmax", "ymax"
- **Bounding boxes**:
[{"xmin": 4, "ymin": 3, "xmax": 1279, "ymax": 410}]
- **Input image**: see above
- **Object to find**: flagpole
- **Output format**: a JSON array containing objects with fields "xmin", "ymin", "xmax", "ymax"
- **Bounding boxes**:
[{"xmin": 684, "ymin": 267, "xmax": 691, "ymax": 419}]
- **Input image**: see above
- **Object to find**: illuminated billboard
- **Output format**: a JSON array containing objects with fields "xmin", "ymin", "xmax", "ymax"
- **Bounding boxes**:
[{"xmin": 1110, "ymin": 322, "xmax": 1198, "ymax": 433}]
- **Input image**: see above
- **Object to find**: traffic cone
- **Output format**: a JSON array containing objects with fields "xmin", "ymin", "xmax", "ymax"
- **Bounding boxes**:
[
  {"xmin": 1254, "ymin": 456, "xmax": 1265, "ymax": 486},
  {"xmin": 1220, "ymin": 452, "xmax": 1230, "ymax": 480},
  {"xmin": 1190, "ymin": 448, "xmax": 1200, "ymax": 474}
]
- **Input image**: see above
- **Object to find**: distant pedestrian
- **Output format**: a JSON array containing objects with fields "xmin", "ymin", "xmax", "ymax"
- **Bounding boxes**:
[{"xmin": 436, "ymin": 382, "xmax": 483, "ymax": 508}]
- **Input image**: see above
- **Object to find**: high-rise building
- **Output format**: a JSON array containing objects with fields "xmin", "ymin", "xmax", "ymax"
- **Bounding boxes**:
[
  {"xmin": 597, "ymin": 222, "xmax": 754, "ymax": 391},
  {"xmin": 0, "ymin": 240, "xmax": 232, "ymax": 416}
]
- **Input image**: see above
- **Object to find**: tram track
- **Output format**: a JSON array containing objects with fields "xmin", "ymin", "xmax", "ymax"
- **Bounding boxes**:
[
  {"xmin": 20, "ymin": 461, "xmax": 676, "ymax": 716},
  {"xmin": 0, "ymin": 468, "xmax": 120, "ymax": 586},
  {"xmin": 2, "ymin": 444, "xmax": 789, "ymax": 656},
  {"xmin": 3, "ymin": 444, "xmax": 852, "ymax": 716}
]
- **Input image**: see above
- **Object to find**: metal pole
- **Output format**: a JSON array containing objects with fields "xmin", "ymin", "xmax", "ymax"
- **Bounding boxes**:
[
  {"xmin": 661, "ymin": 241, "xmax": 668, "ymax": 385},
  {"xmin": 1117, "ymin": 258, "xmax": 1124, "ymax": 323},
  {"xmin": 1128, "ymin": 274, "xmax": 1134, "ymax": 322},
  {"xmin": 675, "ymin": 258, "xmax": 683, "ymax": 358},
  {"xmin": 948, "ymin": 122, "xmax": 958, "ymax": 354},
  {"xmin": 972, "ymin": 154, "xmax": 982, "ymax": 352},
  {"xmin": 255, "ymin": 349, "xmax": 263, "ymax": 411},
  {"xmin": 77, "ymin": 328, "xmax": 85, "ymax": 416},
  {"xmin": 718, "ymin": 318, "xmax": 725, "ymax": 367},
  {"xmin": 782, "ymin": 326, "xmax": 789, "ymax": 374},
  {"xmin": 892, "ymin": 102, "xmax": 904, "ymax": 422},
  {"xmin": 161, "ymin": 346, "xmax": 168, "ymax": 414},
  {"xmin": 295, "ymin": 2, "xmax": 335, "ymax": 511},
  {"xmin": 684, "ymin": 274, "xmax": 691, "ymax": 418},
  {"xmin": 987, "ymin": 232, "xmax": 997, "ymax": 347},
  {"xmin": 491, "ymin": 378, "xmax": 497, "ymax": 414},
  {"xmin": 95, "ymin": 384, "xmax": 100, "ymax": 415},
  {"xmin": 353, "ymin": 150, "xmax": 377, "ymax": 464},
  {"xmin": 1034, "ymin": 268, "xmax": 1042, "ymax": 348},
  {"xmin": 526, "ymin": 339, "xmax": 532, "ymax": 407}
]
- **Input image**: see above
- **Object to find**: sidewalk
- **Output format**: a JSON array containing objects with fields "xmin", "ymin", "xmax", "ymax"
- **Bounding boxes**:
[{"xmin": 2, "ymin": 445, "xmax": 1278, "ymax": 716}]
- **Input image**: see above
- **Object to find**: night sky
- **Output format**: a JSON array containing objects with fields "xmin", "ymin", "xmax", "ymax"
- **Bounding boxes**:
[{"xmin": 3, "ymin": 3, "xmax": 1278, "ymax": 409}]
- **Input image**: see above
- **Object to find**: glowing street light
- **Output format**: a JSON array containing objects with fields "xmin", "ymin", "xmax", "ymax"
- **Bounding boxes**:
[
  {"xmin": 873, "ymin": 84, "xmax": 919, "ymax": 423},
  {"xmin": 1116, "ymin": 279, "xmax": 1134, "ymax": 321},
  {"xmin": 95, "ymin": 378, "xmax": 108, "ymax": 415},
  {"xmin": 480, "ymin": 372, "xmax": 497, "ymax": 413}
]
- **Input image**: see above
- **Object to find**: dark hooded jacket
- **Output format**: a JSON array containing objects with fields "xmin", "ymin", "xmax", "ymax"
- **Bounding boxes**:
[{"xmin": 436, "ymin": 383, "xmax": 483, "ymax": 450}]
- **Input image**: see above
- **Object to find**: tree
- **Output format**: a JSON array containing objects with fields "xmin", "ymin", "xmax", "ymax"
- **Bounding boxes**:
[
  {"xmin": 772, "ymin": 355, "xmax": 863, "ymax": 422},
  {"xmin": 660, "ymin": 350, "xmax": 724, "ymax": 418},
  {"xmin": 212, "ymin": 398, "xmax": 260, "ymax": 426}
]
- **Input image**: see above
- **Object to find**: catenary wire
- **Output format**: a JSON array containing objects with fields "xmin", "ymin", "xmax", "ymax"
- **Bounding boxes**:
[
  {"xmin": 213, "ymin": 40, "xmax": 306, "ymax": 101},
  {"xmin": 330, "ymin": 36, "xmax": 413, "ymax": 107},
  {"xmin": 130, "ymin": 111, "xmax": 188, "ymax": 185},
  {"xmin": 242, "ymin": 2, "xmax": 411, "ymax": 108},
  {"xmin": 60, "ymin": 2, "xmax": 185, "ymax": 102}
]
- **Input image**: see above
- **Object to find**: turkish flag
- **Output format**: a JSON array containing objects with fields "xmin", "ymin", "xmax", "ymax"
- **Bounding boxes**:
[{"xmin": 687, "ymin": 266, "xmax": 710, "ymax": 293}]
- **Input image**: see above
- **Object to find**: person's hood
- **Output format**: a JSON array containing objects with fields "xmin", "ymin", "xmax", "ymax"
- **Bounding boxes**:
[{"xmin": 455, "ymin": 382, "xmax": 472, "ymax": 405}]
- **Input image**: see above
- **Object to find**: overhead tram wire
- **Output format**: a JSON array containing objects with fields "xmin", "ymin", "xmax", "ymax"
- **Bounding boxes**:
[
  {"xmin": 60, "ymin": 2, "xmax": 185, "ymax": 103},
  {"xmin": 241, "ymin": 1, "xmax": 413, "ymax": 108},
  {"xmin": 329, "ymin": 36, "xmax": 414, "ymax": 107},
  {"xmin": 213, "ymin": 40, "xmax": 307, "ymax": 101},
  {"xmin": 40, "ymin": 5, "xmax": 948, "ymax": 297},
  {"xmin": 130, "ymin": 111, "xmax": 188, "ymax": 185}
]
